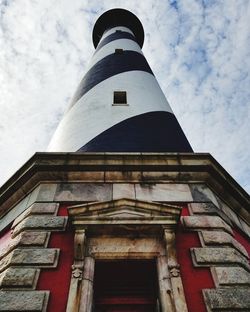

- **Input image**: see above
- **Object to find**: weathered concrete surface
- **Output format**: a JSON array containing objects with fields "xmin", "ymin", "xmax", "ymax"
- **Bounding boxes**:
[
  {"xmin": 54, "ymin": 183, "xmax": 112, "ymax": 202},
  {"xmin": 203, "ymin": 287, "xmax": 250, "ymax": 310},
  {"xmin": 192, "ymin": 247, "xmax": 249, "ymax": 270},
  {"xmin": 35, "ymin": 184, "xmax": 57, "ymax": 202},
  {"xmin": 182, "ymin": 216, "xmax": 233, "ymax": 234},
  {"xmin": 189, "ymin": 184, "xmax": 219, "ymax": 206},
  {"xmin": 0, "ymin": 290, "xmax": 49, "ymax": 311},
  {"xmin": 212, "ymin": 267, "xmax": 250, "ymax": 286},
  {"xmin": 0, "ymin": 248, "xmax": 59, "ymax": 272},
  {"xmin": 0, "ymin": 232, "xmax": 49, "ymax": 260},
  {"xmin": 200, "ymin": 230, "xmax": 248, "ymax": 258},
  {"xmin": 13, "ymin": 203, "xmax": 59, "ymax": 227},
  {"xmin": 12, "ymin": 216, "xmax": 67, "ymax": 237},
  {"xmin": 135, "ymin": 183, "xmax": 193, "ymax": 202},
  {"xmin": 113, "ymin": 183, "xmax": 135, "ymax": 200},
  {"xmin": 0, "ymin": 267, "xmax": 39, "ymax": 288},
  {"xmin": 188, "ymin": 202, "xmax": 233, "ymax": 227}
]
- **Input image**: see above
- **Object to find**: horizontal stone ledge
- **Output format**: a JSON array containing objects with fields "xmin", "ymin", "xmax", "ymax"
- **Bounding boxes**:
[
  {"xmin": 211, "ymin": 266, "xmax": 250, "ymax": 286},
  {"xmin": 0, "ymin": 248, "xmax": 60, "ymax": 273},
  {"xmin": 13, "ymin": 203, "xmax": 59, "ymax": 227},
  {"xmin": 200, "ymin": 230, "xmax": 248, "ymax": 258},
  {"xmin": 203, "ymin": 287, "xmax": 250, "ymax": 310},
  {"xmin": 0, "ymin": 267, "xmax": 39, "ymax": 289},
  {"xmin": 181, "ymin": 215, "xmax": 233, "ymax": 234},
  {"xmin": 0, "ymin": 290, "xmax": 49, "ymax": 311},
  {"xmin": 191, "ymin": 247, "xmax": 250, "ymax": 271},
  {"xmin": 0, "ymin": 232, "xmax": 49, "ymax": 260},
  {"xmin": 12, "ymin": 216, "xmax": 68, "ymax": 237}
]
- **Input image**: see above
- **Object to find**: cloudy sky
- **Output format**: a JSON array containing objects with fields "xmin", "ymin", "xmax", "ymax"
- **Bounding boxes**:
[{"xmin": 0, "ymin": 0, "xmax": 249, "ymax": 193}]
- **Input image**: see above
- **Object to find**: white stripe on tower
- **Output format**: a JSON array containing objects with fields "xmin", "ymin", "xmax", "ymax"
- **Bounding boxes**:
[{"xmin": 48, "ymin": 9, "xmax": 192, "ymax": 152}]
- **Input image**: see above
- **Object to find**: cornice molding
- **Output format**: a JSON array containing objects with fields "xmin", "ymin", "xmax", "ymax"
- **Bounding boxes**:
[{"xmin": 0, "ymin": 152, "xmax": 249, "ymax": 224}]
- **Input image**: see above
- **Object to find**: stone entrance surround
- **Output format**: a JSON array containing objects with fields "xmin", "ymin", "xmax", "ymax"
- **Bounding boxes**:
[{"xmin": 66, "ymin": 198, "xmax": 188, "ymax": 312}]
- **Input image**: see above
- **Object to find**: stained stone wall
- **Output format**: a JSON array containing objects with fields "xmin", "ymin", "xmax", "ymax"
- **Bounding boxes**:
[
  {"xmin": 0, "ymin": 203, "xmax": 67, "ymax": 311},
  {"xmin": 0, "ymin": 159, "xmax": 249, "ymax": 312},
  {"xmin": 183, "ymin": 202, "xmax": 250, "ymax": 311}
]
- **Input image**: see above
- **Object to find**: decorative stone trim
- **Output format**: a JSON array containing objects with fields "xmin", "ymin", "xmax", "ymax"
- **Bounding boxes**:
[
  {"xmin": 211, "ymin": 266, "xmax": 250, "ymax": 286},
  {"xmin": 156, "ymin": 255, "xmax": 175, "ymax": 312},
  {"xmin": 203, "ymin": 287, "xmax": 250, "ymax": 311},
  {"xmin": 66, "ymin": 198, "xmax": 188, "ymax": 312},
  {"xmin": 181, "ymin": 216, "xmax": 233, "ymax": 234},
  {"xmin": 79, "ymin": 256, "xmax": 95, "ymax": 312},
  {"xmin": 0, "ymin": 232, "xmax": 49, "ymax": 260},
  {"xmin": 163, "ymin": 229, "xmax": 188, "ymax": 312},
  {"xmin": 199, "ymin": 230, "xmax": 248, "ymax": 258},
  {"xmin": 0, "ymin": 248, "xmax": 60, "ymax": 273},
  {"xmin": 0, "ymin": 267, "xmax": 40, "ymax": 289},
  {"xmin": 12, "ymin": 216, "xmax": 68, "ymax": 237},
  {"xmin": 12, "ymin": 203, "xmax": 59, "ymax": 228},
  {"xmin": 191, "ymin": 247, "xmax": 250, "ymax": 271},
  {"xmin": 0, "ymin": 290, "xmax": 49, "ymax": 311},
  {"xmin": 66, "ymin": 229, "xmax": 86, "ymax": 312}
]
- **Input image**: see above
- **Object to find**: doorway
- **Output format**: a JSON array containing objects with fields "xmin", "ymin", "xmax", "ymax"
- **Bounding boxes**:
[{"xmin": 93, "ymin": 260, "xmax": 159, "ymax": 312}]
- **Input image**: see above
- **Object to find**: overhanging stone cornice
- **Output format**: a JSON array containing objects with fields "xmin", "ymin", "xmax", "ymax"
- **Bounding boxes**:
[{"xmin": 0, "ymin": 152, "xmax": 249, "ymax": 224}]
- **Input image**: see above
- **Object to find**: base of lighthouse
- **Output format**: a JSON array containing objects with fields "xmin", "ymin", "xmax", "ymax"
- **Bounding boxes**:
[{"xmin": 0, "ymin": 153, "xmax": 249, "ymax": 311}]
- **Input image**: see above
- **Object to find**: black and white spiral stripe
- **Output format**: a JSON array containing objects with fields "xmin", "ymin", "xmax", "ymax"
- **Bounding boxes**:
[{"xmin": 48, "ymin": 16, "xmax": 192, "ymax": 152}]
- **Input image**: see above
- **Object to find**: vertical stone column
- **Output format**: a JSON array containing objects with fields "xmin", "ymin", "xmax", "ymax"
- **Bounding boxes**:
[
  {"xmin": 164, "ymin": 228, "xmax": 188, "ymax": 312},
  {"xmin": 66, "ymin": 229, "xmax": 86, "ymax": 312},
  {"xmin": 79, "ymin": 256, "xmax": 95, "ymax": 312},
  {"xmin": 157, "ymin": 255, "xmax": 175, "ymax": 312}
]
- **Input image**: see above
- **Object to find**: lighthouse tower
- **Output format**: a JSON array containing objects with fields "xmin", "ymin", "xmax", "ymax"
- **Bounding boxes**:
[
  {"xmin": 48, "ymin": 9, "xmax": 192, "ymax": 153},
  {"xmin": 0, "ymin": 8, "xmax": 249, "ymax": 312}
]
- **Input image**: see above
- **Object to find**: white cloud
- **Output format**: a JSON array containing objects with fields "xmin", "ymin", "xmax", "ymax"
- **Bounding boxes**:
[{"xmin": 0, "ymin": 0, "xmax": 249, "ymax": 193}]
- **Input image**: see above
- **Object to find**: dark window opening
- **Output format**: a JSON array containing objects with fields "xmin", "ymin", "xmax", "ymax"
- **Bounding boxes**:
[
  {"xmin": 93, "ymin": 260, "xmax": 159, "ymax": 312},
  {"xmin": 113, "ymin": 91, "xmax": 127, "ymax": 105},
  {"xmin": 115, "ymin": 48, "xmax": 124, "ymax": 54}
]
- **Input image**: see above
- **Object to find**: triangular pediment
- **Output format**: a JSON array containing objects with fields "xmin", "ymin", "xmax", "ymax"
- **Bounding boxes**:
[{"xmin": 68, "ymin": 198, "xmax": 182, "ymax": 225}]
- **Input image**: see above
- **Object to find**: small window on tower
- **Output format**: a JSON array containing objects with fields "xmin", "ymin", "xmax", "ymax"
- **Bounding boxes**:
[
  {"xmin": 113, "ymin": 91, "xmax": 127, "ymax": 105},
  {"xmin": 115, "ymin": 48, "xmax": 123, "ymax": 54}
]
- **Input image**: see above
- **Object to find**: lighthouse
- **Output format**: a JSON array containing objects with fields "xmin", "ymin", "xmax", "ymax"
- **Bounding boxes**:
[
  {"xmin": 0, "ymin": 8, "xmax": 249, "ymax": 312},
  {"xmin": 48, "ymin": 9, "xmax": 192, "ymax": 153}
]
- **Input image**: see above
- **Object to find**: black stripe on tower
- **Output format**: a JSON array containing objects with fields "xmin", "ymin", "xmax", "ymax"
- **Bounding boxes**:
[
  {"xmin": 70, "ymin": 51, "xmax": 154, "ymax": 107},
  {"xmin": 77, "ymin": 111, "xmax": 193, "ymax": 152},
  {"xmin": 95, "ymin": 31, "xmax": 138, "ymax": 53}
]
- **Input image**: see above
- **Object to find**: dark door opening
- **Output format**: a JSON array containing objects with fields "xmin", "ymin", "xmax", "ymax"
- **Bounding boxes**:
[{"xmin": 93, "ymin": 260, "xmax": 159, "ymax": 312}]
